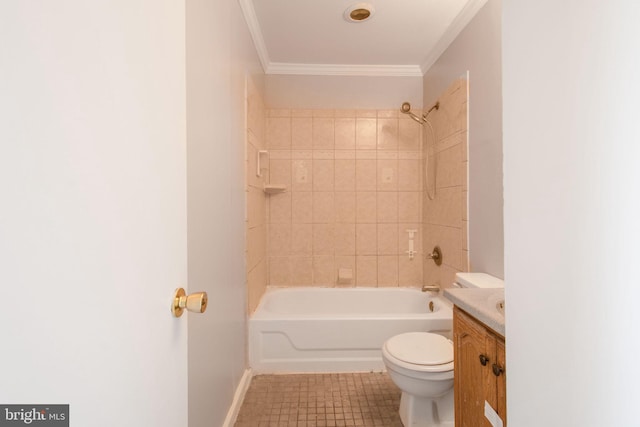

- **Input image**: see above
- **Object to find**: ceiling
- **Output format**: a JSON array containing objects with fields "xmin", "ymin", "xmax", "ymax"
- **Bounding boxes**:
[{"xmin": 239, "ymin": 0, "xmax": 487, "ymax": 77}]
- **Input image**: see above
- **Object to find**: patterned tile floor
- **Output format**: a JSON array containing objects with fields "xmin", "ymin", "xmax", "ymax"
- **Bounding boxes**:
[{"xmin": 235, "ymin": 372, "xmax": 403, "ymax": 427}]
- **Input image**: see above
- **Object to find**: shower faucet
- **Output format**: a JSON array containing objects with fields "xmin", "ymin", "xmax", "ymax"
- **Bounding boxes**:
[{"xmin": 426, "ymin": 246, "xmax": 443, "ymax": 266}]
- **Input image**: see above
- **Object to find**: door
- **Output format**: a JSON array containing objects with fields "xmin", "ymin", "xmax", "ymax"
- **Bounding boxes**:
[{"xmin": 0, "ymin": 2, "xmax": 188, "ymax": 426}]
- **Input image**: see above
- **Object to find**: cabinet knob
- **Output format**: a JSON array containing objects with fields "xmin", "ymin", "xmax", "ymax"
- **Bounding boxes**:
[
  {"xmin": 479, "ymin": 354, "xmax": 490, "ymax": 366},
  {"xmin": 492, "ymin": 363, "xmax": 504, "ymax": 376}
]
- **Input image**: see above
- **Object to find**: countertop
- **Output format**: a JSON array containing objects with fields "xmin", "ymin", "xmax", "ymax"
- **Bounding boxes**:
[{"xmin": 443, "ymin": 288, "xmax": 505, "ymax": 337}]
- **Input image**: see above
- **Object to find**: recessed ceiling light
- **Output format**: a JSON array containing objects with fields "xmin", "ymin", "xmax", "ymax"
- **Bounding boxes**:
[{"xmin": 344, "ymin": 3, "xmax": 375, "ymax": 23}]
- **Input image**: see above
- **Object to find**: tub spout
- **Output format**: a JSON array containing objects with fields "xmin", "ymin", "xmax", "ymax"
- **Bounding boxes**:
[{"xmin": 421, "ymin": 284, "xmax": 440, "ymax": 293}]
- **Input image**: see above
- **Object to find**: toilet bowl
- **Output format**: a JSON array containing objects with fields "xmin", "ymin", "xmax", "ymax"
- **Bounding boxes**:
[{"xmin": 382, "ymin": 332, "xmax": 454, "ymax": 427}]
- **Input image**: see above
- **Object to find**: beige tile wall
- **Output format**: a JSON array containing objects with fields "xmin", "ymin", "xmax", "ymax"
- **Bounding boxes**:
[
  {"xmin": 266, "ymin": 109, "xmax": 424, "ymax": 287},
  {"xmin": 423, "ymin": 78, "xmax": 470, "ymax": 289},
  {"xmin": 246, "ymin": 77, "xmax": 268, "ymax": 313},
  {"xmin": 249, "ymin": 80, "xmax": 468, "ymax": 297}
]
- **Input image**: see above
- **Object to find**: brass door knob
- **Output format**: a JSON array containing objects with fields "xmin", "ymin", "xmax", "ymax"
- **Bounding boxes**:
[{"xmin": 171, "ymin": 288, "xmax": 208, "ymax": 317}]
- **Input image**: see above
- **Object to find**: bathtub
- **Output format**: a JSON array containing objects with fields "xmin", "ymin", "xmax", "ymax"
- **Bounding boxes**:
[{"xmin": 249, "ymin": 287, "xmax": 453, "ymax": 373}]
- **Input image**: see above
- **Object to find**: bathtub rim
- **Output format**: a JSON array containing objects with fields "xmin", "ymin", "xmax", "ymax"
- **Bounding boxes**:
[{"xmin": 251, "ymin": 286, "xmax": 454, "ymax": 320}]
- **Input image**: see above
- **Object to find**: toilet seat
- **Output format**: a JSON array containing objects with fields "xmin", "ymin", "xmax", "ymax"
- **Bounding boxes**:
[{"xmin": 383, "ymin": 332, "xmax": 454, "ymax": 373}]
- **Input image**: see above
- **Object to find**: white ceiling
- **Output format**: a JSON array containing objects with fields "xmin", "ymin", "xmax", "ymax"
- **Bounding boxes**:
[{"xmin": 239, "ymin": 0, "xmax": 488, "ymax": 77}]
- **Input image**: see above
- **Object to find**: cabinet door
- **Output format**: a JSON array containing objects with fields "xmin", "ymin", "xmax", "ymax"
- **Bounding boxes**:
[
  {"xmin": 495, "ymin": 337, "xmax": 507, "ymax": 425},
  {"xmin": 454, "ymin": 307, "xmax": 493, "ymax": 427},
  {"xmin": 483, "ymin": 333, "xmax": 499, "ymax": 422}
]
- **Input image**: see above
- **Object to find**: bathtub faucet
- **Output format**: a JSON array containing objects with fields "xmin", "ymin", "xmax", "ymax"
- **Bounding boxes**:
[{"xmin": 421, "ymin": 284, "xmax": 440, "ymax": 293}]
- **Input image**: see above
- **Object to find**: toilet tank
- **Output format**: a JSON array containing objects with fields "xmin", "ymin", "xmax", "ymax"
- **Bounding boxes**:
[{"xmin": 454, "ymin": 273, "xmax": 504, "ymax": 289}]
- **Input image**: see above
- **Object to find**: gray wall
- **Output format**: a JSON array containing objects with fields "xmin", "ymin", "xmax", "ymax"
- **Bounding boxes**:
[
  {"xmin": 423, "ymin": 0, "xmax": 503, "ymax": 278},
  {"xmin": 186, "ymin": 0, "xmax": 264, "ymax": 425},
  {"xmin": 266, "ymin": 74, "xmax": 423, "ymax": 110},
  {"xmin": 504, "ymin": 1, "xmax": 640, "ymax": 425}
]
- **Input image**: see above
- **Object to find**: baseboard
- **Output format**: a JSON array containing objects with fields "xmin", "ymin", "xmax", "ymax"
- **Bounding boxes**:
[{"xmin": 222, "ymin": 368, "xmax": 253, "ymax": 427}]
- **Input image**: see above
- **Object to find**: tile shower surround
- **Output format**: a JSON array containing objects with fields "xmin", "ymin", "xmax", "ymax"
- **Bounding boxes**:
[
  {"xmin": 246, "ymin": 77, "xmax": 268, "ymax": 313},
  {"xmin": 422, "ymin": 78, "xmax": 469, "ymax": 289},
  {"xmin": 246, "ymin": 80, "xmax": 469, "ymax": 313},
  {"xmin": 266, "ymin": 109, "xmax": 425, "ymax": 288}
]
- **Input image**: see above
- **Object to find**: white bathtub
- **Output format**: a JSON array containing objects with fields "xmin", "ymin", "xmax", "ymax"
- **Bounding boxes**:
[{"xmin": 249, "ymin": 287, "xmax": 453, "ymax": 373}]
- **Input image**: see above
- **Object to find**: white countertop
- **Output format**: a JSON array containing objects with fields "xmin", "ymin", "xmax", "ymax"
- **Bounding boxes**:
[{"xmin": 444, "ymin": 288, "xmax": 505, "ymax": 337}]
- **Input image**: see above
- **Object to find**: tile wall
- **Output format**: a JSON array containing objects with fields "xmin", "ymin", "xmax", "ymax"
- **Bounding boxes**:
[
  {"xmin": 246, "ymin": 77, "xmax": 268, "ymax": 313},
  {"xmin": 266, "ymin": 109, "xmax": 424, "ymax": 286},
  {"xmin": 423, "ymin": 78, "xmax": 470, "ymax": 288},
  {"xmin": 246, "ymin": 78, "xmax": 469, "ymax": 309}
]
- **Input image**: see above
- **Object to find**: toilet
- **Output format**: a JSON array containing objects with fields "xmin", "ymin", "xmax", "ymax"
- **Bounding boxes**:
[{"xmin": 382, "ymin": 273, "xmax": 504, "ymax": 427}]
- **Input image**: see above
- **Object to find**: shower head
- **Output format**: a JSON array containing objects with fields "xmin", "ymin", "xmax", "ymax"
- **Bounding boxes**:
[
  {"xmin": 399, "ymin": 101, "xmax": 440, "ymax": 125},
  {"xmin": 400, "ymin": 101, "xmax": 425, "ymax": 124}
]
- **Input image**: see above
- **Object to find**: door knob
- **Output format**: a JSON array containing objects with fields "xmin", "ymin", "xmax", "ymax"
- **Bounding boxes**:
[
  {"xmin": 171, "ymin": 288, "xmax": 208, "ymax": 317},
  {"xmin": 479, "ymin": 354, "xmax": 490, "ymax": 366}
]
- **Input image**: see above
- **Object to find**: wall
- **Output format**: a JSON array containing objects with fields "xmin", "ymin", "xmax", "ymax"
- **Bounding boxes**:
[
  {"xmin": 423, "ymin": 0, "xmax": 503, "ymax": 278},
  {"xmin": 422, "ymin": 78, "xmax": 470, "ymax": 289},
  {"xmin": 246, "ymin": 76, "xmax": 268, "ymax": 313},
  {"xmin": 266, "ymin": 108, "xmax": 424, "ymax": 286},
  {"xmin": 266, "ymin": 75, "xmax": 423, "ymax": 110},
  {"xmin": 186, "ymin": 0, "xmax": 263, "ymax": 425},
  {"xmin": 504, "ymin": 1, "xmax": 640, "ymax": 425}
]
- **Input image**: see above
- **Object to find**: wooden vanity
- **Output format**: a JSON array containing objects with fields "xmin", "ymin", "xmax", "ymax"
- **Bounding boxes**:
[
  {"xmin": 445, "ymin": 288, "xmax": 506, "ymax": 427},
  {"xmin": 454, "ymin": 306, "xmax": 506, "ymax": 427}
]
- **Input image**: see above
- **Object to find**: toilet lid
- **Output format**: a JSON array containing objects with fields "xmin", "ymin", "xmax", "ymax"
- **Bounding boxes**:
[{"xmin": 385, "ymin": 332, "xmax": 453, "ymax": 366}]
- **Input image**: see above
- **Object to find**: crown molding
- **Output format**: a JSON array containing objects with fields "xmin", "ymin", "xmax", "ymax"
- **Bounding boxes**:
[
  {"xmin": 266, "ymin": 63, "xmax": 424, "ymax": 77},
  {"xmin": 238, "ymin": 0, "xmax": 270, "ymax": 73},
  {"xmin": 420, "ymin": 0, "xmax": 489, "ymax": 74}
]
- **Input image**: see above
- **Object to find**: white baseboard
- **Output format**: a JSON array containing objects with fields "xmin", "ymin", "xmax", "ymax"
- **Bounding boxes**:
[{"xmin": 222, "ymin": 368, "xmax": 253, "ymax": 427}]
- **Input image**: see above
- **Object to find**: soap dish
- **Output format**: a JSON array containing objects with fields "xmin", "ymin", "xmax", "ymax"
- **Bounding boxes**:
[{"xmin": 263, "ymin": 184, "xmax": 287, "ymax": 194}]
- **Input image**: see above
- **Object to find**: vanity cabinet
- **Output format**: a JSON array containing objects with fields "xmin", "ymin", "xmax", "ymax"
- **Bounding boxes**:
[{"xmin": 453, "ymin": 306, "xmax": 506, "ymax": 427}]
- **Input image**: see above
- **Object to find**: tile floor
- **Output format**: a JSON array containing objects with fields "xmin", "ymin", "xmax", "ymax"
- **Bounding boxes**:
[{"xmin": 234, "ymin": 372, "xmax": 403, "ymax": 427}]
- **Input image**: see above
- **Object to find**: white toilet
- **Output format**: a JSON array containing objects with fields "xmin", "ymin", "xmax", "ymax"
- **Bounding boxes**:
[{"xmin": 382, "ymin": 273, "xmax": 504, "ymax": 427}]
